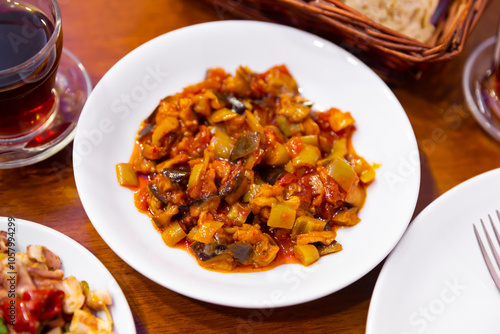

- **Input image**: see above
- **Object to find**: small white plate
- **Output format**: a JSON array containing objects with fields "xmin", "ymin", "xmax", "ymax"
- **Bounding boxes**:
[
  {"xmin": 0, "ymin": 217, "xmax": 136, "ymax": 333},
  {"xmin": 367, "ymin": 168, "xmax": 500, "ymax": 334},
  {"xmin": 74, "ymin": 20, "xmax": 420, "ymax": 308}
]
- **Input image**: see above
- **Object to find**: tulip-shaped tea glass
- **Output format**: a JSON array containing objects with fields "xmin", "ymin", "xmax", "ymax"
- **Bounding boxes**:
[{"xmin": 0, "ymin": 0, "xmax": 91, "ymax": 168}]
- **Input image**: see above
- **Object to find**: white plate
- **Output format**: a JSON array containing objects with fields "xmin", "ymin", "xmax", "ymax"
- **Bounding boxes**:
[
  {"xmin": 367, "ymin": 168, "xmax": 500, "ymax": 334},
  {"xmin": 0, "ymin": 217, "xmax": 136, "ymax": 333},
  {"xmin": 73, "ymin": 20, "xmax": 420, "ymax": 308}
]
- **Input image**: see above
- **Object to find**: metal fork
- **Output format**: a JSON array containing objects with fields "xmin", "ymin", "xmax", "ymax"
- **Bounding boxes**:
[{"xmin": 473, "ymin": 210, "xmax": 500, "ymax": 292}]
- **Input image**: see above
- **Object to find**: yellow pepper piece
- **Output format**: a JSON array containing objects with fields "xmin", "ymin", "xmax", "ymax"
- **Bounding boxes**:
[
  {"xmin": 276, "ymin": 116, "xmax": 303, "ymax": 138},
  {"xmin": 294, "ymin": 244, "xmax": 319, "ymax": 266},
  {"xmin": 327, "ymin": 157, "xmax": 358, "ymax": 192},
  {"xmin": 345, "ymin": 183, "xmax": 366, "ymax": 208},
  {"xmin": 264, "ymin": 142, "xmax": 290, "ymax": 166},
  {"xmin": 152, "ymin": 116, "xmax": 178, "ymax": 146},
  {"xmin": 328, "ymin": 109, "xmax": 355, "ymax": 132},
  {"xmin": 210, "ymin": 128, "xmax": 235, "ymax": 160},
  {"xmin": 296, "ymin": 230, "xmax": 338, "ymax": 245},
  {"xmin": 267, "ymin": 202, "xmax": 296, "ymax": 229},
  {"xmin": 209, "ymin": 108, "xmax": 238, "ymax": 123},
  {"xmin": 242, "ymin": 184, "xmax": 260, "ymax": 203},
  {"xmin": 227, "ymin": 202, "xmax": 251, "ymax": 225},
  {"xmin": 187, "ymin": 163, "xmax": 204, "ymax": 190},
  {"xmin": 193, "ymin": 221, "xmax": 224, "ymax": 244},
  {"xmin": 332, "ymin": 207, "xmax": 361, "ymax": 227},
  {"xmin": 162, "ymin": 222, "xmax": 187, "ymax": 247},
  {"xmin": 300, "ymin": 135, "xmax": 319, "ymax": 147},
  {"xmin": 187, "ymin": 226, "xmax": 199, "ymax": 241},
  {"xmin": 245, "ymin": 110, "xmax": 264, "ymax": 133},
  {"xmin": 352, "ymin": 156, "xmax": 376, "ymax": 184},
  {"xmin": 276, "ymin": 115, "xmax": 290, "ymax": 137},
  {"xmin": 284, "ymin": 161, "xmax": 294, "ymax": 173},
  {"xmin": 360, "ymin": 168, "xmax": 376, "ymax": 184},
  {"xmin": 292, "ymin": 144, "xmax": 321, "ymax": 169},
  {"xmin": 329, "ymin": 138, "xmax": 347, "ymax": 159},
  {"xmin": 115, "ymin": 163, "xmax": 139, "ymax": 187}
]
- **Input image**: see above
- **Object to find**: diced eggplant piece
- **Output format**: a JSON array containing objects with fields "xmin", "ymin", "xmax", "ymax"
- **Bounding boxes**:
[
  {"xmin": 219, "ymin": 170, "xmax": 245, "ymax": 197},
  {"xmin": 145, "ymin": 105, "xmax": 159, "ymax": 124},
  {"xmin": 212, "ymin": 91, "xmax": 247, "ymax": 115},
  {"xmin": 291, "ymin": 216, "xmax": 327, "ymax": 238},
  {"xmin": 137, "ymin": 107, "xmax": 159, "ymax": 140},
  {"xmin": 226, "ymin": 94, "xmax": 247, "ymax": 114},
  {"xmin": 315, "ymin": 240, "xmax": 343, "ymax": 256},
  {"xmin": 152, "ymin": 217, "xmax": 164, "ymax": 230},
  {"xmin": 228, "ymin": 241, "xmax": 253, "ymax": 263},
  {"xmin": 137, "ymin": 123, "xmax": 154, "ymax": 141},
  {"xmin": 148, "ymin": 184, "xmax": 169, "ymax": 206},
  {"xmin": 190, "ymin": 104, "xmax": 208, "ymax": 126},
  {"xmin": 258, "ymin": 167, "xmax": 286, "ymax": 185},
  {"xmin": 191, "ymin": 193, "xmax": 221, "ymax": 207},
  {"xmin": 190, "ymin": 241, "xmax": 228, "ymax": 261},
  {"xmin": 171, "ymin": 205, "xmax": 190, "ymax": 222},
  {"xmin": 218, "ymin": 170, "xmax": 248, "ymax": 205},
  {"xmin": 214, "ymin": 231, "xmax": 231, "ymax": 245},
  {"xmin": 161, "ymin": 168, "xmax": 190, "ymax": 183},
  {"xmin": 230, "ymin": 132, "xmax": 260, "ymax": 160},
  {"xmin": 211, "ymin": 90, "xmax": 229, "ymax": 105}
]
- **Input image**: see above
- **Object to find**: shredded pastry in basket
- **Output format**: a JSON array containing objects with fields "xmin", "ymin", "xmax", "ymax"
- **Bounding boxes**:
[
  {"xmin": 116, "ymin": 65, "xmax": 376, "ymax": 271},
  {"xmin": 343, "ymin": 0, "xmax": 439, "ymax": 42}
]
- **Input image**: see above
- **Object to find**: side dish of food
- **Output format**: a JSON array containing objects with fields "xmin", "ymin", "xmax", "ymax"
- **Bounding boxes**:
[
  {"xmin": 116, "ymin": 65, "xmax": 376, "ymax": 272},
  {"xmin": 0, "ymin": 231, "xmax": 115, "ymax": 334}
]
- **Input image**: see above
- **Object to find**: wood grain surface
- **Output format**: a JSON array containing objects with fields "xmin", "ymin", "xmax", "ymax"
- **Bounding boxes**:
[{"xmin": 1, "ymin": 0, "xmax": 500, "ymax": 333}]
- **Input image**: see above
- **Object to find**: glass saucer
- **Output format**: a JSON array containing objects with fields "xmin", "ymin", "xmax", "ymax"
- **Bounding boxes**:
[
  {"xmin": 0, "ymin": 48, "xmax": 92, "ymax": 169},
  {"xmin": 462, "ymin": 37, "xmax": 500, "ymax": 143}
]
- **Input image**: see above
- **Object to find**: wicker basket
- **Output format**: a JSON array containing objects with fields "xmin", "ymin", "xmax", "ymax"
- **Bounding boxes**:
[{"xmin": 205, "ymin": 0, "xmax": 489, "ymax": 82}]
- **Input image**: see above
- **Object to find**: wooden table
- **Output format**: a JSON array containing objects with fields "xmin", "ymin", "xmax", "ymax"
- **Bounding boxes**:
[{"xmin": 2, "ymin": 0, "xmax": 500, "ymax": 333}]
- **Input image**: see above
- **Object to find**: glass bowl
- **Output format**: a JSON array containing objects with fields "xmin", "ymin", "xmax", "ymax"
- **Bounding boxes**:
[{"xmin": 462, "ymin": 37, "xmax": 500, "ymax": 143}]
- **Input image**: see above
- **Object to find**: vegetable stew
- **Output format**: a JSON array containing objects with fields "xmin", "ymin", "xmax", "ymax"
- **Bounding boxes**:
[{"xmin": 116, "ymin": 65, "xmax": 375, "ymax": 271}]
